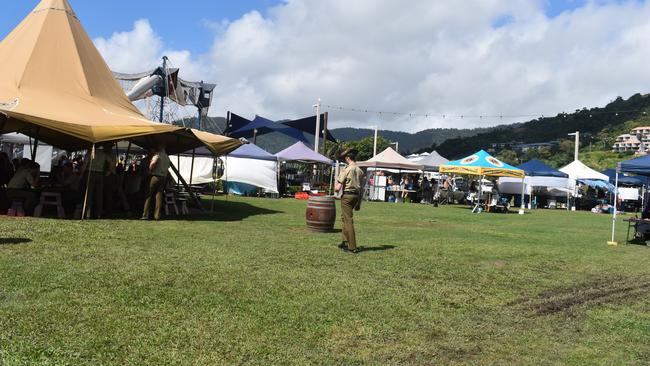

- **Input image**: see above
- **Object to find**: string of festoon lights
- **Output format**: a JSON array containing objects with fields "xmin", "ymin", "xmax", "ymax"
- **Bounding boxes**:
[{"xmin": 323, "ymin": 104, "xmax": 648, "ymax": 121}]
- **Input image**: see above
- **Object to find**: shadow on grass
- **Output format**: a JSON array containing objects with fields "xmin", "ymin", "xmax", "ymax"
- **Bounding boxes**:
[
  {"xmin": 90, "ymin": 199, "xmax": 283, "ymax": 222},
  {"xmin": 0, "ymin": 238, "xmax": 32, "ymax": 245},
  {"xmin": 357, "ymin": 245, "xmax": 396, "ymax": 253},
  {"xmin": 180, "ymin": 200, "xmax": 284, "ymax": 222}
]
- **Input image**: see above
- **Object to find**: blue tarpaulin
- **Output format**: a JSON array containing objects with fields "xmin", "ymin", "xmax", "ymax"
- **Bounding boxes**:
[
  {"xmin": 229, "ymin": 115, "xmax": 309, "ymax": 143},
  {"xmin": 578, "ymin": 179, "xmax": 616, "ymax": 192},
  {"xmin": 518, "ymin": 159, "xmax": 568, "ymax": 178}
]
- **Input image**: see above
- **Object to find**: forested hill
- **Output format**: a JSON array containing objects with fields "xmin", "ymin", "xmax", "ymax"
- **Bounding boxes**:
[
  {"xmin": 195, "ymin": 116, "xmax": 490, "ymax": 154},
  {"xmin": 434, "ymin": 93, "xmax": 650, "ymax": 159},
  {"xmin": 329, "ymin": 127, "xmax": 491, "ymax": 153}
]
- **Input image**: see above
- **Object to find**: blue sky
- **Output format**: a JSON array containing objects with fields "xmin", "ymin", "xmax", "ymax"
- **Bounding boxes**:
[
  {"xmin": 1, "ymin": 0, "xmax": 590, "ymax": 56},
  {"xmin": 0, "ymin": 0, "xmax": 283, "ymax": 55}
]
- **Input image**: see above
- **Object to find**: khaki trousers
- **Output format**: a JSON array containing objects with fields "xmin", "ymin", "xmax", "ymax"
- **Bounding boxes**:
[
  {"xmin": 341, "ymin": 194, "xmax": 360, "ymax": 250},
  {"xmin": 142, "ymin": 176, "xmax": 165, "ymax": 220}
]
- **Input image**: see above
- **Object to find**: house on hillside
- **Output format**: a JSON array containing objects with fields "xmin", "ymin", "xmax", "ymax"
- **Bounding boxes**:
[
  {"xmin": 513, "ymin": 142, "xmax": 557, "ymax": 153},
  {"xmin": 613, "ymin": 127, "xmax": 650, "ymax": 154}
]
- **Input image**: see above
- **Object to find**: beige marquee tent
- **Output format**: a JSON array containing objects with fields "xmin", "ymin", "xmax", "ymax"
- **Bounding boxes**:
[
  {"xmin": 0, "ymin": 0, "xmax": 240, "ymax": 155},
  {"xmin": 357, "ymin": 147, "xmax": 424, "ymax": 170}
]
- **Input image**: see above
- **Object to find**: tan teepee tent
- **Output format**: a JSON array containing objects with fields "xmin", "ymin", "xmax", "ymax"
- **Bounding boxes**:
[{"xmin": 0, "ymin": 0, "xmax": 185, "ymax": 150}]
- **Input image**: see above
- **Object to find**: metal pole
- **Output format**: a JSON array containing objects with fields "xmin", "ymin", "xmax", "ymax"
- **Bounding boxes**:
[
  {"xmin": 159, "ymin": 56, "xmax": 168, "ymax": 123},
  {"xmin": 574, "ymin": 131, "xmax": 579, "ymax": 161},
  {"xmin": 373, "ymin": 126, "xmax": 378, "ymax": 157},
  {"xmin": 314, "ymin": 98, "xmax": 321, "ymax": 152},
  {"xmin": 198, "ymin": 81, "xmax": 204, "ymax": 131},
  {"xmin": 519, "ymin": 176, "xmax": 525, "ymax": 215},
  {"xmin": 321, "ymin": 111, "xmax": 328, "ymax": 156},
  {"xmin": 81, "ymin": 144, "xmax": 95, "ymax": 220},
  {"xmin": 225, "ymin": 111, "xmax": 231, "ymax": 136},
  {"xmin": 253, "ymin": 129, "xmax": 258, "ymax": 145},
  {"xmin": 197, "ymin": 106, "xmax": 203, "ymax": 131},
  {"xmin": 189, "ymin": 149, "xmax": 196, "ymax": 188},
  {"xmin": 609, "ymin": 164, "xmax": 620, "ymax": 245}
]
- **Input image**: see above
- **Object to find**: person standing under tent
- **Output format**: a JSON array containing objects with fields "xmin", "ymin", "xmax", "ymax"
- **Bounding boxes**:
[
  {"xmin": 6, "ymin": 159, "xmax": 40, "ymax": 214},
  {"xmin": 335, "ymin": 148, "xmax": 365, "ymax": 254},
  {"xmin": 84, "ymin": 143, "xmax": 115, "ymax": 219},
  {"xmin": 141, "ymin": 144, "xmax": 171, "ymax": 221}
]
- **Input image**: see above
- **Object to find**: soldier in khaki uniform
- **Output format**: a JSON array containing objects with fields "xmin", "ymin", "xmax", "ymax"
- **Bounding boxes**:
[
  {"xmin": 335, "ymin": 148, "xmax": 366, "ymax": 253},
  {"xmin": 141, "ymin": 145, "xmax": 171, "ymax": 220}
]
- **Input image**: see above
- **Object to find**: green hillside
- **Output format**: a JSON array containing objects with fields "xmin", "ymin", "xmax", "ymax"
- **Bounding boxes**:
[{"xmin": 435, "ymin": 93, "xmax": 650, "ymax": 160}]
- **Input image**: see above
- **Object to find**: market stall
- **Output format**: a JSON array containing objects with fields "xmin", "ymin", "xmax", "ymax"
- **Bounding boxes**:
[
  {"xmin": 357, "ymin": 147, "xmax": 424, "ymax": 202},
  {"xmin": 440, "ymin": 150, "xmax": 525, "ymax": 213}
]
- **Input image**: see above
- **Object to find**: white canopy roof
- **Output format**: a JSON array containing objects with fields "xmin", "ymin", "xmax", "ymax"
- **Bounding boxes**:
[
  {"xmin": 357, "ymin": 147, "xmax": 423, "ymax": 170},
  {"xmin": 559, "ymin": 160, "xmax": 609, "ymax": 181}
]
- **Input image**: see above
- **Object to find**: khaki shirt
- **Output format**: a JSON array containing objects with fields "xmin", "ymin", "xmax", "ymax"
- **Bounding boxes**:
[
  {"xmin": 338, "ymin": 163, "xmax": 365, "ymax": 193},
  {"xmin": 89, "ymin": 149, "xmax": 115, "ymax": 173},
  {"xmin": 151, "ymin": 151, "xmax": 171, "ymax": 177},
  {"xmin": 8, "ymin": 167, "xmax": 36, "ymax": 189}
]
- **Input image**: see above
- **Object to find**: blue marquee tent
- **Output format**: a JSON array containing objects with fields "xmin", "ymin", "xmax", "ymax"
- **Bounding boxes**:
[
  {"xmin": 602, "ymin": 169, "xmax": 647, "ymax": 186},
  {"xmin": 620, "ymin": 154, "xmax": 650, "ymax": 176},
  {"xmin": 518, "ymin": 159, "xmax": 568, "ymax": 178}
]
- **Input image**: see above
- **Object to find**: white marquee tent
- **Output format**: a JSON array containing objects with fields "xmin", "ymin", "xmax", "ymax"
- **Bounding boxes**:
[{"xmin": 221, "ymin": 144, "xmax": 279, "ymax": 194}]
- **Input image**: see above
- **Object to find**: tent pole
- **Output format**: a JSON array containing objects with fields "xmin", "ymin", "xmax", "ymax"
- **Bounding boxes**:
[
  {"xmin": 189, "ymin": 148, "xmax": 196, "ymax": 188},
  {"xmin": 81, "ymin": 144, "xmax": 95, "ymax": 220},
  {"xmin": 608, "ymin": 165, "xmax": 620, "ymax": 245},
  {"xmin": 225, "ymin": 156, "xmax": 229, "ymax": 200},
  {"xmin": 211, "ymin": 158, "xmax": 217, "ymax": 212},
  {"xmin": 159, "ymin": 56, "xmax": 168, "ymax": 123},
  {"xmin": 321, "ymin": 111, "xmax": 329, "ymax": 156},
  {"xmin": 32, "ymin": 129, "xmax": 39, "ymax": 158},
  {"xmin": 519, "ymin": 176, "xmax": 525, "ymax": 215}
]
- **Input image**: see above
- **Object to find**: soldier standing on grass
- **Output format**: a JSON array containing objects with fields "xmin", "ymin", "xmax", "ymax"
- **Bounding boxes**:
[
  {"xmin": 141, "ymin": 144, "xmax": 171, "ymax": 221},
  {"xmin": 335, "ymin": 148, "xmax": 365, "ymax": 253}
]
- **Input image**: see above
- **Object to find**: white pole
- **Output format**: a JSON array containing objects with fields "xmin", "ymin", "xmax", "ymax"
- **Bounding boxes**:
[
  {"xmin": 373, "ymin": 126, "xmax": 378, "ymax": 157},
  {"xmin": 608, "ymin": 164, "xmax": 620, "ymax": 245},
  {"xmin": 313, "ymin": 98, "xmax": 321, "ymax": 153},
  {"xmin": 568, "ymin": 131, "xmax": 580, "ymax": 161},
  {"xmin": 519, "ymin": 176, "xmax": 525, "ymax": 215},
  {"xmin": 477, "ymin": 175, "xmax": 483, "ymax": 213}
]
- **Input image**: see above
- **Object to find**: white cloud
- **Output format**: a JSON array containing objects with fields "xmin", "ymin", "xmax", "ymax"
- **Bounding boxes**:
[{"xmin": 94, "ymin": 0, "xmax": 650, "ymax": 132}]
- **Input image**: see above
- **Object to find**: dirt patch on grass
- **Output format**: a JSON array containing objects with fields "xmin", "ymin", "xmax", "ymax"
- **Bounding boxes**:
[{"xmin": 510, "ymin": 275, "xmax": 650, "ymax": 316}]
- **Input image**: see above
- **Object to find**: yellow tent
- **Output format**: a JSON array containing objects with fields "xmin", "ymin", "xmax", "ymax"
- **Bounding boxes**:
[{"xmin": 0, "ymin": 0, "xmax": 183, "ymax": 150}]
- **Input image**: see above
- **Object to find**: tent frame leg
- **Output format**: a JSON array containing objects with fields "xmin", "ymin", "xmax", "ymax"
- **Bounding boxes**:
[
  {"xmin": 81, "ymin": 144, "xmax": 95, "ymax": 220},
  {"xmin": 608, "ymin": 165, "xmax": 620, "ymax": 246}
]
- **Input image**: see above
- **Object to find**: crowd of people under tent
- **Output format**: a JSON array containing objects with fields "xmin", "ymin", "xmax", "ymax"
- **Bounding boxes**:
[{"xmin": 0, "ymin": 144, "xmax": 188, "ymax": 219}]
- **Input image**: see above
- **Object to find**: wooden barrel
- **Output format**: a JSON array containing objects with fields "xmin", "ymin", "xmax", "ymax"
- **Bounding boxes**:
[{"xmin": 306, "ymin": 196, "xmax": 336, "ymax": 233}]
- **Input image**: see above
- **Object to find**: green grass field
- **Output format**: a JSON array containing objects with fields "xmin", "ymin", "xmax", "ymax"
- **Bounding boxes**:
[{"xmin": 1, "ymin": 197, "xmax": 650, "ymax": 365}]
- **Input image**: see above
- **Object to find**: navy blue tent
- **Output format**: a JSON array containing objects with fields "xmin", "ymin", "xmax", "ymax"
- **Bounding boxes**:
[
  {"xmin": 281, "ymin": 114, "xmax": 337, "ymax": 143},
  {"xmin": 229, "ymin": 115, "xmax": 309, "ymax": 143},
  {"xmin": 225, "ymin": 113, "xmax": 253, "ymax": 135},
  {"xmin": 518, "ymin": 159, "xmax": 568, "ymax": 178},
  {"xmin": 620, "ymin": 154, "xmax": 650, "ymax": 176},
  {"xmin": 602, "ymin": 169, "xmax": 648, "ymax": 186}
]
